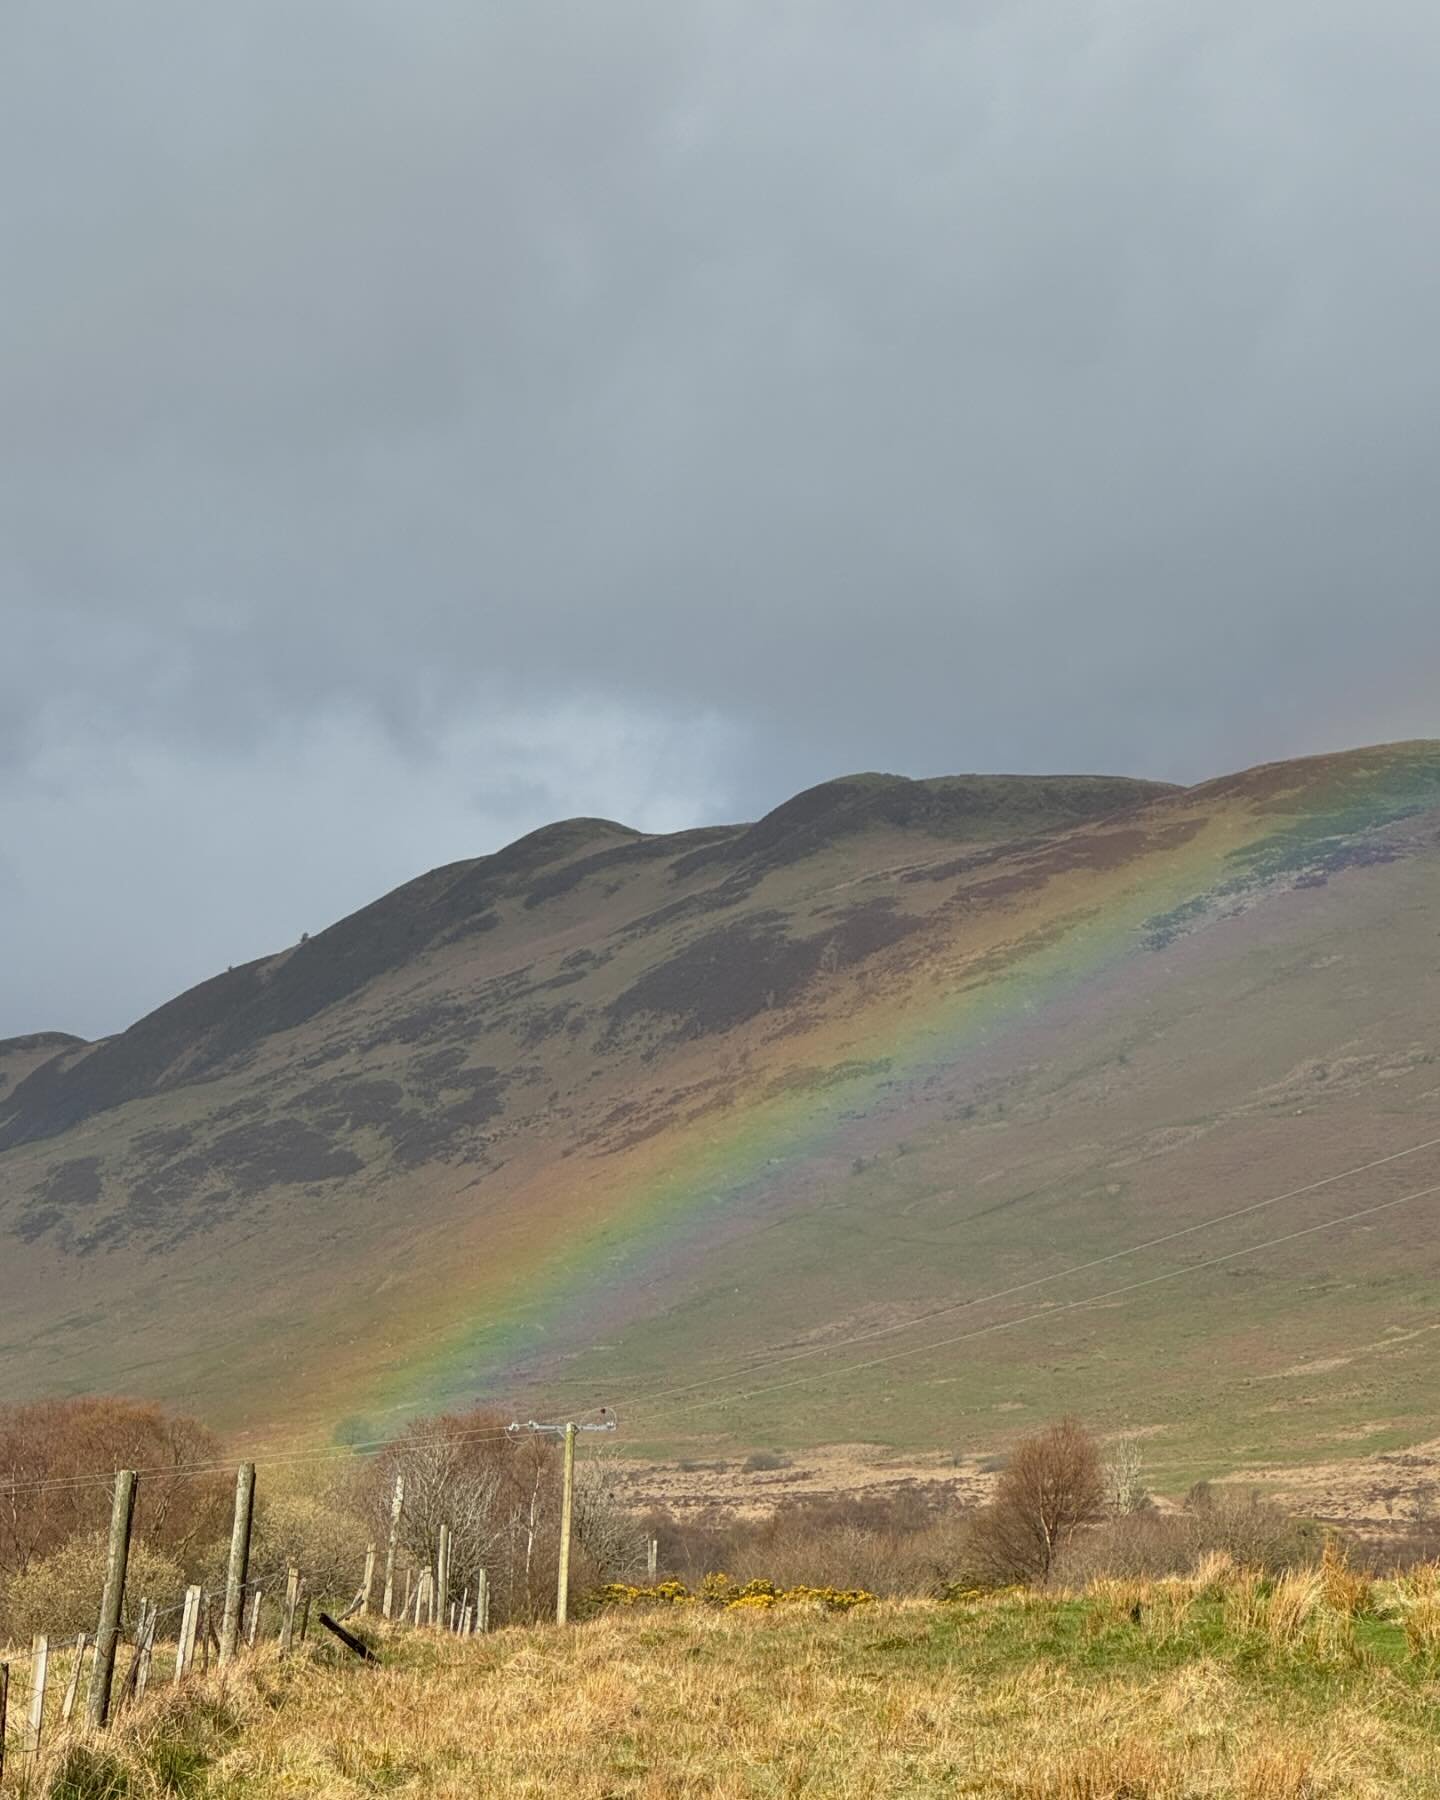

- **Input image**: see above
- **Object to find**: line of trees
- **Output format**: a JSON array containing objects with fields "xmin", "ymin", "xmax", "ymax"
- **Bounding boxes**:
[{"xmin": 0, "ymin": 1398, "xmax": 648, "ymax": 1644}]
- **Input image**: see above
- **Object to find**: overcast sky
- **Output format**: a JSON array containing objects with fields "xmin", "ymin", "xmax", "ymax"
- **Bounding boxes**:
[{"xmin": 4, "ymin": 0, "xmax": 1439, "ymax": 1041}]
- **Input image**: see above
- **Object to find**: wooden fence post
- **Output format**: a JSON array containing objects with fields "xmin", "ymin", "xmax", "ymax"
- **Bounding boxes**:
[
  {"xmin": 0, "ymin": 1662, "xmax": 8, "ymax": 1785},
  {"xmin": 647, "ymin": 1537, "xmax": 659, "ymax": 1583},
  {"xmin": 135, "ymin": 1615, "xmax": 156, "ymax": 1702},
  {"xmin": 246, "ymin": 1588, "xmax": 263, "ymax": 1649},
  {"xmin": 361, "ymin": 1543, "xmax": 376, "ymax": 1617},
  {"xmin": 298, "ymin": 1588, "xmax": 311, "ymax": 1644},
  {"xmin": 88, "ymin": 1468, "xmax": 137, "ymax": 1728},
  {"xmin": 279, "ymin": 1567, "xmax": 300, "ymax": 1655},
  {"xmin": 477, "ymin": 1567, "xmax": 489, "ymax": 1633},
  {"xmin": 436, "ymin": 1524, "xmax": 450, "ymax": 1632},
  {"xmin": 25, "ymin": 1636, "xmax": 48, "ymax": 1755},
  {"xmin": 60, "ymin": 1634, "xmax": 88, "ymax": 1724},
  {"xmin": 175, "ymin": 1585, "xmax": 202, "ymax": 1683},
  {"xmin": 381, "ymin": 1474, "xmax": 404, "ymax": 1620},
  {"xmin": 401, "ymin": 1566, "xmax": 413, "ymax": 1623},
  {"xmin": 117, "ymin": 1609, "xmax": 155, "ymax": 1715},
  {"xmin": 219, "ymin": 1463, "xmax": 256, "ymax": 1666}
]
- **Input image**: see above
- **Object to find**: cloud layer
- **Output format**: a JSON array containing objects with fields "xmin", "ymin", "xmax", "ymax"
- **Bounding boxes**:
[{"xmin": 4, "ymin": 0, "xmax": 1439, "ymax": 1034}]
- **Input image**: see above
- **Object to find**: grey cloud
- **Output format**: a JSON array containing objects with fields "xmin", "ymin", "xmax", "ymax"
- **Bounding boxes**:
[{"xmin": 3, "ymin": 0, "xmax": 1439, "ymax": 1029}]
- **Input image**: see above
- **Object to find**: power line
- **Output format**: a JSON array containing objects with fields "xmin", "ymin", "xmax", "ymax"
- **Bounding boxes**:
[
  {"xmin": 576, "ymin": 1130, "xmax": 1440, "ymax": 1421},
  {"xmin": 628, "ymin": 1178, "xmax": 1440, "ymax": 1423},
  {"xmin": 0, "ymin": 1421, "xmax": 522, "ymax": 1500}
]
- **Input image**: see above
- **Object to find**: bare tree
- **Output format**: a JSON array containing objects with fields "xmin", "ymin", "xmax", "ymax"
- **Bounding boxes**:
[
  {"xmin": 361, "ymin": 1409, "xmax": 565, "ymax": 1624},
  {"xmin": 0, "ymin": 1397, "xmax": 227, "ymax": 1588},
  {"xmin": 1103, "ymin": 1432, "xmax": 1149, "ymax": 1517},
  {"xmin": 969, "ymin": 1418, "xmax": 1105, "ymax": 1585},
  {"xmin": 572, "ymin": 1451, "xmax": 647, "ymax": 1584}
]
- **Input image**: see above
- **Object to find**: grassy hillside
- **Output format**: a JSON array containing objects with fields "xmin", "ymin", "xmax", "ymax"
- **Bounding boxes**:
[
  {"xmin": 19, "ymin": 1576, "xmax": 1440, "ymax": 1797},
  {"xmin": 2, "ymin": 744, "xmax": 1439, "ymax": 1489}
]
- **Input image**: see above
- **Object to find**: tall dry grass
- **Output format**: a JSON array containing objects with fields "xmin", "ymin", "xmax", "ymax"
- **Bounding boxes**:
[{"xmin": 6, "ymin": 1582, "xmax": 1438, "ymax": 1798}]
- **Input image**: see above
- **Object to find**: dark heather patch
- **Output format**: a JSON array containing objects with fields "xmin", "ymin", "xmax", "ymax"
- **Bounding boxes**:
[
  {"xmin": 436, "ymin": 909, "xmax": 500, "ymax": 946},
  {"xmin": 621, "ymin": 872, "xmax": 761, "ymax": 939},
  {"xmin": 130, "ymin": 1125, "xmax": 198, "ymax": 1161},
  {"xmin": 358, "ymin": 1000, "xmax": 476, "ymax": 1051},
  {"xmin": 14, "ymin": 1206, "xmax": 62, "ymax": 1244},
  {"xmin": 199, "ymin": 1119, "xmax": 365, "ymax": 1193},
  {"xmin": 292, "ymin": 1078, "xmax": 407, "ymax": 1133},
  {"xmin": 826, "ymin": 899, "xmax": 928, "ymax": 962},
  {"xmin": 519, "ymin": 1003, "xmax": 579, "ymax": 1046},
  {"xmin": 33, "ymin": 1156, "xmax": 104, "ymax": 1210},
  {"xmin": 561, "ymin": 946, "xmax": 612, "ymax": 972},
  {"xmin": 606, "ymin": 915, "xmax": 822, "ymax": 1039}
]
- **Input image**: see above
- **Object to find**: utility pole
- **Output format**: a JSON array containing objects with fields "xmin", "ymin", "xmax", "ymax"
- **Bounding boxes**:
[
  {"xmin": 507, "ymin": 1413, "xmax": 615, "ymax": 1625},
  {"xmin": 556, "ymin": 1425, "xmax": 576, "ymax": 1625}
]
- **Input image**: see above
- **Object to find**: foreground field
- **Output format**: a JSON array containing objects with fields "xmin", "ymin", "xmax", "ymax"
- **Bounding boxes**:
[{"xmin": 19, "ymin": 1574, "xmax": 1440, "ymax": 1798}]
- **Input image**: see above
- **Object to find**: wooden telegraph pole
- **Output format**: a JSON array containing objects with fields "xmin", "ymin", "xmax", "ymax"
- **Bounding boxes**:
[
  {"xmin": 506, "ymin": 1413, "xmax": 614, "ymax": 1626},
  {"xmin": 556, "ymin": 1424, "xmax": 577, "ymax": 1625},
  {"xmin": 88, "ymin": 1469, "xmax": 137, "ymax": 1727},
  {"xmin": 219, "ymin": 1463, "xmax": 256, "ymax": 1665}
]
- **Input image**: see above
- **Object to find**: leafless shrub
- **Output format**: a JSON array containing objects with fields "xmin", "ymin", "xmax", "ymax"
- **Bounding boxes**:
[
  {"xmin": 4, "ymin": 1530, "xmax": 185, "ymax": 1641},
  {"xmin": 642, "ymin": 1486, "xmax": 975, "ymax": 1596},
  {"xmin": 572, "ymin": 1451, "xmax": 647, "ymax": 1583},
  {"xmin": 968, "ymin": 1419, "xmax": 1106, "ymax": 1585},
  {"xmin": 247, "ymin": 1482, "xmax": 372, "ymax": 1607},
  {"xmin": 0, "ymin": 1397, "xmax": 227, "ymax": 1588},
  {"xmin": 1102, "ymin": 1432, "xmax": 1149, "ymax": 1516},
  {"xmin": 359, "ymin": 1408, "xmax": 567, "ymax": 1624}
]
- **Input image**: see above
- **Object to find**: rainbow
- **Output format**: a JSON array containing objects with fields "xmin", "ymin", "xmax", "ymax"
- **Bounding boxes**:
[{"xmin": 342, "ymin": 743, "xmax": 1440, "ymax": 1435}]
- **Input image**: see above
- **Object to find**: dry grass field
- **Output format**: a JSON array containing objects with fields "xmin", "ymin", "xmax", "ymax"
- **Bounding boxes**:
[{"xmin": 12, "ymin": 1563, "xmax": 1440, "ymax": 1798}]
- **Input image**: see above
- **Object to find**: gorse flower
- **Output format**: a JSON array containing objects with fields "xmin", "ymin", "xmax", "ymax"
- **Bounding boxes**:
[{"xmin": 591, "ymin": 1575, "xmax": 874, "ymax": 1614}]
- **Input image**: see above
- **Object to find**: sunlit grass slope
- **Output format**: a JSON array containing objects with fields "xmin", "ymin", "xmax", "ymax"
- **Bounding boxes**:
[{"xmin": 26, "ymin": 1572, "xmax": 1440, "ymax": 1797}]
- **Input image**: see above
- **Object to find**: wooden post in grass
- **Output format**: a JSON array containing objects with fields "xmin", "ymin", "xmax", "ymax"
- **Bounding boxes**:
[
  {"xmin": 61, "ymin": 1634, "xmax": 88, "ymax": 1724},
  {"xmin": 436, "ymin": 1525, "xmax": 450, "ymax": 1632},
  {"xmin": 279, "ymin": 1567, "xmax": 300, "ymax": 1656},
  {"xmin": 246, "ymin": 1587, "xmax": 263, "ymax": 1649},
  {"xmin": 647, "ymin": 1537, "xmax": 659, "ymax": 1583},
  {"xmin": 0, "ymin": 1663, "xmax": 8, "ymax": 1784},
  {"xmin": 118, "ymin": 1610, "xmax": 155, "ymax": 1714},
  {"xmin": 381, "ymin": 1474, "xmax": 404, "ymax": 1620},
  {"xmin": 25, "ymin": 1637, "xmax": 48, "ymax": 1754},
  {"xmin": 219, "ymin": 1463, "xmax": 256, "ymax": 1666},
  {"xmin": 318, "ymin": 1613, "xmax": 378, "ymax": 1663},
  {"xmin": 298, "ymin": 1588, "xmax": 311, "ymax": 1644},
  {"xmin": 477, "ymin": 1568, "xmax": 489, "ymax": 1633},
  {"xmin": 198, "ymin": 1594, "xmax": 212, "ymax": 1673},
  {"xmin": 176, "ymin": 1586, "xmax": 202, "ymax": 1682},
  {"xmin": 135, "ymin": 1615, "xmax": 156, "ymax": 1701},
  {"xmin": 401, "ymin": 1566, "xmax": 414, "ymax": 1624},
  {"xmin": 88, "ymin": 1468, "xmax": 137, "ymax": 1727},
  {"xmin": 360, "ymin": 1543, "xmax": 376, "ymax": 1617}
]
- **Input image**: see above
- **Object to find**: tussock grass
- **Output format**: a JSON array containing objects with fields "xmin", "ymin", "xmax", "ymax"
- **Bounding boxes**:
[{"xmin": 9, "ymin": 1574, "xmax": 1440, "ymax": 1797}]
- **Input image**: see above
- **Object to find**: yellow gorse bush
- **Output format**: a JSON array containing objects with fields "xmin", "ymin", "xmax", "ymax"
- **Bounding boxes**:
[{"xmin": 593, "ymin": 1574, "xmax": 874, "ymax": 1614}]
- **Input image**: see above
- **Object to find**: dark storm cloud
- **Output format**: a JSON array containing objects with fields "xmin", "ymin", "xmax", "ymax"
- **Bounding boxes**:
[{"xmin": 3, "ymin": 0, "xmax": 1439, "ymax": 1034}]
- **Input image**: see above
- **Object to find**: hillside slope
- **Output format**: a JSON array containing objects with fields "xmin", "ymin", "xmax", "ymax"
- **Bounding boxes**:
[{"xmin": 2, "ymin": 745, "xmax": 1439, "ymax": 1486}]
